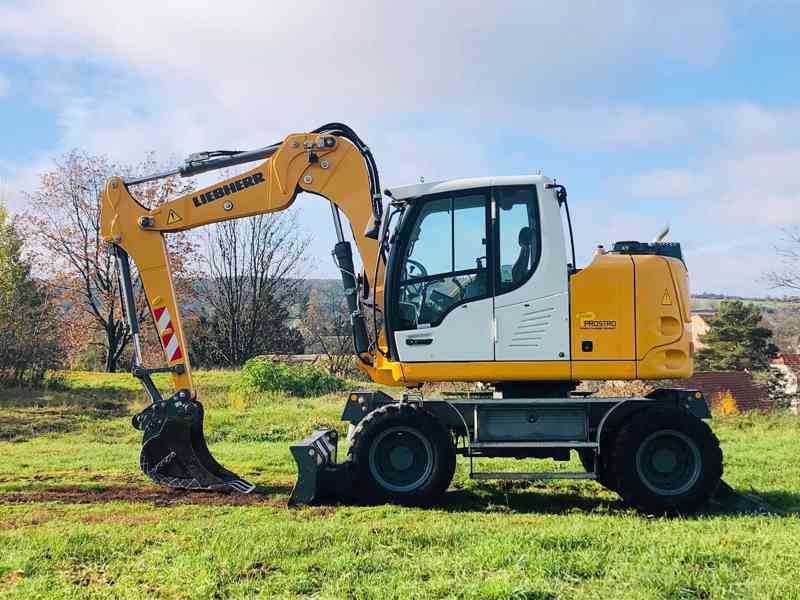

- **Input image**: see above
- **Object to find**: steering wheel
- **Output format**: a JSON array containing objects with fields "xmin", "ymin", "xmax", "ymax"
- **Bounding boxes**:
[
  {"xmin": 402, "ymin": 259, "xmax": 429, "ymax": 307},
  {"xmin": 405, "ymin": 259, "xmax": 428, "ymax": 279},
  {"xmin": 452, "ymin": 277, "xmax": 465, "ymax": 300}
]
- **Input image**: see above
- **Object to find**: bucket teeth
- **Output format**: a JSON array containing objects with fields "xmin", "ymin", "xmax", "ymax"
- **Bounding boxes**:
[{"xmin": 133, "ymin": 396, "xmax": 254, "ymax": 493}]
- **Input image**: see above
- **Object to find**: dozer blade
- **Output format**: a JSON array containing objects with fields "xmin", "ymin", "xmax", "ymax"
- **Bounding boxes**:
[
  {"xmin": 132, "ymin": 396, "xmax": 255, "ymax": 493},
  {"xmin": 289, "ymin": 429, "xmax": 352, "ymax": 506}
]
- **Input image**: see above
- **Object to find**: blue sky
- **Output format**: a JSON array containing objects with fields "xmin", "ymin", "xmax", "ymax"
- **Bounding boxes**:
[{"xmin": 1, "ymin": 1, "xmax": 799, "ymax": 296}]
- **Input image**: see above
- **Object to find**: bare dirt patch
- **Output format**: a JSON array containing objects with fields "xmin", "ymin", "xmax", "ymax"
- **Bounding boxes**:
[
  {"xmin": 0, "ymin": 413, "xmax": 81, "ymax": 441},
  {"xmin": 0, "ymin": 403, "xmax": 128, "ymax": 442},
  {"xmin": 78, "ymin": 511, "xmax": 163, "ymax": 527},
  {"xmin": 0, "ymin": 485, "xmax": 285, "ymax": 507},
  {"xmin": 0, "ymin": 507, "xmax": 65, "ymax": 529},
  {"xmin": 0, "ymin": 569, "xmax": 25, "ymax": 590}
]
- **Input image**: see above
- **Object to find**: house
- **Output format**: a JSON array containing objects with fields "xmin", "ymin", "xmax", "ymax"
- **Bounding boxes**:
[
  {"xmin": 675, "ymin": 371, "xmax": 770, "ymax": 413},
  {"xmin": 690, "ymin": 309, "xmax": 715, "ymax": 350},
  {"xmin": 771, "ymin": 353, "xmax": 800, "ymax": 414}
]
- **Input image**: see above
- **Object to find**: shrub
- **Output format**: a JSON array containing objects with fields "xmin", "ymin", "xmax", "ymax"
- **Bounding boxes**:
[
  {"xmin": 240, "ymin": 357, "xmax": 345, "ymax": 397},
  {"xmin": 714, "ymin": 390, "xmax": 739, "ymax": 416}
]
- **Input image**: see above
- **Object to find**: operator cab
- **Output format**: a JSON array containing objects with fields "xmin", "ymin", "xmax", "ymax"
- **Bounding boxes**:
[{"xmin": 383, "ymin": 176, "xmax": 572, "ymax": 365}]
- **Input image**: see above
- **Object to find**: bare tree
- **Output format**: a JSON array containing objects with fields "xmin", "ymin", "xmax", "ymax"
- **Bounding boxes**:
[
  {"xmin": 301, "ymin": 286, "xmax": 354, "ymax": 376},
  {"xmin": 23, "ymin": 151, "xmax": 197, "ymax": 372},
  {"xmin": 768, "ymin": 227, "xmax": 800, "ymax": 292},
  {"xmin": 192, "ymin": 210, "xmax": 308, "ymax": 366},
  {"xmin": 763, "ymin": 308, "xmax": 800, "ymax": 354}
]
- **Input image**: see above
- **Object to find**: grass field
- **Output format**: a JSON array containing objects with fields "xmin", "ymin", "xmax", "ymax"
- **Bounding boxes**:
[{"xmin": 1, "ymin": 371, "xmax": 800, "ymax": 599}]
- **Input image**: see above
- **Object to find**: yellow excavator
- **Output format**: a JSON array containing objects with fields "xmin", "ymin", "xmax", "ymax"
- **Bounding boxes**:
[{"xmin": 101, "ymin": 123, "xmax": 726, "ymax": 514}]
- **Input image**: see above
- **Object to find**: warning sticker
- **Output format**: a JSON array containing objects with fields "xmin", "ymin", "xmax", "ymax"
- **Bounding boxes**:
[
  {"xmin": 661, "ymin": 289, "xmax": 673, "ymax": 305},
  {"xmin": 167, "ymin": 209, "xmax": 182, "ymax": 225}
]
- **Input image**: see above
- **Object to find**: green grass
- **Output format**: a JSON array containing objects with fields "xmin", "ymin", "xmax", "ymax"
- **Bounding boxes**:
[{"xmin": 1, "ymin": 372, "xmax": 800, "ymax": 599}]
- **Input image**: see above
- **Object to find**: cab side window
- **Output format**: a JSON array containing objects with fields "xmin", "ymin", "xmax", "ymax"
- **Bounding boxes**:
[
  {"xmin": 398, "ymin": 192, "xmax": 489, "ymax": 329},
  {"xmin": 496, "ymin": 186, "xmax": 540, "ymax": 294}
]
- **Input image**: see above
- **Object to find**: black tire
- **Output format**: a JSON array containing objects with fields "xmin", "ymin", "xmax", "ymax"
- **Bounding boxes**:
[
  {"xmin": 347, "ymin": 403, "xmax": 456, "ymax": 507},
  {"xmin": 609, "ymin": 408, "xmax": 722, "ymax": 515},
  {"xmin": 577, "ymin": 448, "xmax": 616, "ymax": 491}
]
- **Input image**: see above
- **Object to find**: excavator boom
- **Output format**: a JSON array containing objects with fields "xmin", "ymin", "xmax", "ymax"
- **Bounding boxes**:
[{"xmin": 101, "ymin": 124, "xmax": 386, "ymax": 492}]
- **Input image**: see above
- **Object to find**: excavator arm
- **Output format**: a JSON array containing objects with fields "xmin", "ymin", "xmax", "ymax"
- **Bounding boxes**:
[{"xmin": 100, "ymin": 124, "xmax": 385, "ymax": 493}]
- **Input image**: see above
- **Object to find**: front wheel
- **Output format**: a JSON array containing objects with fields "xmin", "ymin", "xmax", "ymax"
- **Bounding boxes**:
[
  {"xmin": 348, "ymin": 403, "xmax": 456, "ymax": 507},
  {"xmin": 610, "ymin": 408, "xmax": 722, "ymax": 515}
]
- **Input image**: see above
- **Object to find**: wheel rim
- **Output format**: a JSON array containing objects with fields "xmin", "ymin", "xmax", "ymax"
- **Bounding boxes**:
[
  {"xmin": 368, "ymin": 426, "xmax": 434, "ymax": 493},
  {"xmin": 635, "ymin": 429, "xmax": 702, "ymax": 496}
]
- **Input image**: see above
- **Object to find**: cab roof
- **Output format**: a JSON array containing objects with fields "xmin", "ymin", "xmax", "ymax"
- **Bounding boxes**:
[{"xmin": 386, "ymin": 175, "xmax": 551, "ymax": 202}]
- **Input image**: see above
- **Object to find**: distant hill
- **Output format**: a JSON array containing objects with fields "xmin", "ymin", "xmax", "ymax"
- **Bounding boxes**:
[
  {"xmin": 305, "ymin": 281, "xmax": 800, "ymax": 314},
  {"xmin": 691, "ymin": 293, "xmax": 800, "ymax": 314},
  {"xmin": 188, "ymin": 276, "xmax": 800, "ymax": 317}
]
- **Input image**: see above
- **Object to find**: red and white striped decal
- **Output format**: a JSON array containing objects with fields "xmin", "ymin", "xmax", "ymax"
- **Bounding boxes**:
[{"xmin": 153, "ymin": 306, "xmax": 183, "ymax": 362}]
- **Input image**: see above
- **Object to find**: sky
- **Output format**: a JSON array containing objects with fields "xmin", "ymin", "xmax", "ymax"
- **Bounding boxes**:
[{"xmin": 0, "ymin": 1, "xmax": 799, "ymax": 296}]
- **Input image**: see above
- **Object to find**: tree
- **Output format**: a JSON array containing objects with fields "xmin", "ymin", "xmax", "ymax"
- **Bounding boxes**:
[
  {"xmin": 0, "ymin": 203, "xmax": 63, "ymax": 385},
  {"xmin": 767, "ymin": 367, "xmax": 794, "ymax": 411},
  {"xmin": 763, "ymin": 306, "xmax": 800, "ymax": 354},
  {"xmin": 695, "ymin": 300, "xmax": 779, "ymax": 372},
  {"xmin": 767, "ymin": 227, "xmax": 800, "ymax": 293},
  {"xmin": 301, "ymin": 286, "xmax": 354, "ymax": 377},
  {"xmin": 23, "ymin": 151, "xmax": 197, "ymax": 372},
  {"xmin": 190, "ymin": 211, "xmax": 307, "ymax": 367}
]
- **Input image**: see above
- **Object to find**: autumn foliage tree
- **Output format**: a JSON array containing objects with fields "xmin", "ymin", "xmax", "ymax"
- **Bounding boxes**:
[{"xmin": 23, "ymin": 151, "xmax": 197, "ymax": 372}]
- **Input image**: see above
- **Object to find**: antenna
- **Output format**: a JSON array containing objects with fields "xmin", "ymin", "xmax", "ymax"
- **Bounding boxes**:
[{"xmin": 652, "ymin": 224, "xmax": 670, "ymax": 243}]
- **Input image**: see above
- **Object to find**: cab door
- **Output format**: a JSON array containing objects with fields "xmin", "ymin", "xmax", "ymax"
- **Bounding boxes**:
[
  {"xmin": 394, "ymin": 190, "xmax": 495, "ymax": 362},
  {"xmin": 493, "ymin": 185, "xmax": 571, "ymax": 362}
]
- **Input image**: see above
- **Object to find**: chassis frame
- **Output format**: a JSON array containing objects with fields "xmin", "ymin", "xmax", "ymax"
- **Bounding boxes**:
[{"xmin": 289, "ymin": 387, "xmax": 711, "ymax": 505}]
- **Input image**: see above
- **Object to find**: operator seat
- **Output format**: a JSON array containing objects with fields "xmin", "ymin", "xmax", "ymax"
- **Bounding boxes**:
[{"xmin": 512, "ymin": 226, "xmax": 533, "ymax": 284}]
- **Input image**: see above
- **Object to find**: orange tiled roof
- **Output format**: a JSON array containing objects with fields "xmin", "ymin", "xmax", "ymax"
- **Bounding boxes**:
[{"xmin": 675, "ymin": 371, "xmax": 769, "ymax": 412}]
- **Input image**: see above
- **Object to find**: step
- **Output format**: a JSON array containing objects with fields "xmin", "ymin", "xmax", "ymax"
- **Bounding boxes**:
[
  {"xmin": 469, "ymin": 441, "xmax": 598, "ymax": 449},
  {"xmin": 470, "ymin": 471, "xmax": 596, "ymax": 481}
]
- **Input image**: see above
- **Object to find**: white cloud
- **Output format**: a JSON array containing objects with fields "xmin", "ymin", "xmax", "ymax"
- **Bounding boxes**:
[
  {"xmin": 0, "ymin": 2, "xmax": 734, "ymax": 168},
  {"xmin": 0, "ymin": 2, "xmax": 729, "ymax": 109},
  {"xmin": 616, "ymin": 103, "xmax": 800, "ymax": 229},
  {"xmin": 2, "ymin": 1, "xmax": 799, "ymax": 294}
]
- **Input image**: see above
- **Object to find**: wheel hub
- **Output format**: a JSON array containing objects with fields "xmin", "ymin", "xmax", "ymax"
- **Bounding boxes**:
[
  {"xmin": 635, "ymin": 429, "xmax": 702, "ymax": 496},
  {"xmin": 652, "ymin": 448, "xmax": 678, "ymax": 473},
  {"xmin": 389, "ymin": 446, "xmax": 415, "ymax": 471},
  {"xmin": 368, "ymin": 426, "xmax": 434, "ymax": 493}
]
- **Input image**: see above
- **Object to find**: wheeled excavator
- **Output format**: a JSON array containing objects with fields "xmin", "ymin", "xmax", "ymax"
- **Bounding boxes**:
[{"xmin": 101, "ymin": 123, "xmax": 729, "ymax": 514}]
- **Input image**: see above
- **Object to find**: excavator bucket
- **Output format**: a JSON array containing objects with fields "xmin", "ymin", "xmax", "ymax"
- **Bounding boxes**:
[
  {"xmin": 132, "ymin": 396, "xmax": 255, "ymax": 493},
  {"xmin": 289, "ymin": 429, "xmax": 352, "ymax": 506}
]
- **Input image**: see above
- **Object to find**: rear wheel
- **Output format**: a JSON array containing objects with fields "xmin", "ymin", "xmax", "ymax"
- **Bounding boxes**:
[
  {"xmin": 348, "ymin": 403, "xmax": 456, "ymax": 507},
  {"xmin": 610, "ymin": 408, "xmax": 722, "ymax": 514}
]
